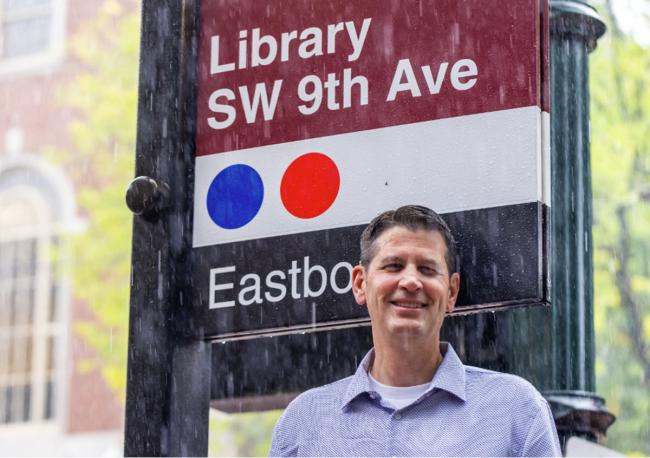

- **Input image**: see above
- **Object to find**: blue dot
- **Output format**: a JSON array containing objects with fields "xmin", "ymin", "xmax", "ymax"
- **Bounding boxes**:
[{"xmin": 206, "ymin": 164, "xmax": 264, "ymax": 229}]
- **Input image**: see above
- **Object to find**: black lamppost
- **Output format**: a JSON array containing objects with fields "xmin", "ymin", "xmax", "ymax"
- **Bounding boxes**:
[{"xmin": 543, "ymin": 0, "xmax": 615, "ymax": 447}]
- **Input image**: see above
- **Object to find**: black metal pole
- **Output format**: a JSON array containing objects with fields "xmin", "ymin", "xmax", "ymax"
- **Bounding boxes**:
[
  {"xmin": 543, "ymin": 0, "xmax": 615, "ymax": 447},
  {"xmin": 124, "ymin": 0, "xmax": 208, "ymax": 456},
  {"xmin": 443, "ymin": 1, "xmax": 615, "ymax": 451}
]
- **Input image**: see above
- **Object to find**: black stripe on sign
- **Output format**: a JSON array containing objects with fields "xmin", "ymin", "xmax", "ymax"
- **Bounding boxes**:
[{"xmin": 193, "ymin": 202, "xmax": 549, "ymax": 340}]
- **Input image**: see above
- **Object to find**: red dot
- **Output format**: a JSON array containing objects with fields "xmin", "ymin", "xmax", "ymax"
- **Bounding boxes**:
[{"xmin": 281, "ymin": 152, "xmax": 340, "ymax": 219}]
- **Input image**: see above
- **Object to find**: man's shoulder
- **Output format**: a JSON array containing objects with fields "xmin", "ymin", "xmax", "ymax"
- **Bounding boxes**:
[
  {"xmin": 464, "ymin": 365, "xmax": 548, "ymax": 411},
  {"xmin": 460, "ymin": 366, "xmax": 560, "ymax": 456},
  {"xmin": 270, "ymin": 375, "xmax": 354, "ymax": 455},
  {"xmin": 285, "ymin": 375, "xmax": 354, "ymax": 413},
  {"xmin": 465, "ymin": 365, "xmax": 543, "ymax": 394}
]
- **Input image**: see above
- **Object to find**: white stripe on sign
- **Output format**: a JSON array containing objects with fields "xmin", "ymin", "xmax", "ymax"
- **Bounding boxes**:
[
  {"xmin": 541, "ymin": 111, "xmax": 551, "ymax": 207},
  {"xmin": 193, "ymin": 105, "xmax": 545, "ymax": 248}
]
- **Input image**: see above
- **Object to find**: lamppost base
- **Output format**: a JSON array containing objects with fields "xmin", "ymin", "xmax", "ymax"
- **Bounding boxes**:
[{"xmin": 544, "ymin": 390, "xmax": 616, "ymax": 445}]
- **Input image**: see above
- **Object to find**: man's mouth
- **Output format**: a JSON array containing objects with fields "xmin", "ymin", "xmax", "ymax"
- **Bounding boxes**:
[{"xmin": 390, "ymin": 301, "xmax": 427, "ymax": 309}]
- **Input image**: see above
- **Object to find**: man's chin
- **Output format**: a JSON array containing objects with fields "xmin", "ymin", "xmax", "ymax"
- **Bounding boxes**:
[
  {"xmin": 387, "ymin": 320, "xmax": 427, "ymax": 336},
  {"xmin": 384, "ymin": 316, "xmax": 443, "ymax": 340}
]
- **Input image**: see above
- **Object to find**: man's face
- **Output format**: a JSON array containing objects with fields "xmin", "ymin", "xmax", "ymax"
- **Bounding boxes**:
[{"xmin": 352, "ymin": 226, "xmax": 460, "ymax": 344}]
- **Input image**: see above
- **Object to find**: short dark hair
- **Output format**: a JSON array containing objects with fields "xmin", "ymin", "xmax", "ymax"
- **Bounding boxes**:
[{"xmin": 359, "ymin": 205, "xmax": 457, "ymax": 274}]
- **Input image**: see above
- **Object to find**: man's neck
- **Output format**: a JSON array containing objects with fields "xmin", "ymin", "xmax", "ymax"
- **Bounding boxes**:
[{"xmin": 369, "ymin": 337, "xmax": 444, "ymax": 387}]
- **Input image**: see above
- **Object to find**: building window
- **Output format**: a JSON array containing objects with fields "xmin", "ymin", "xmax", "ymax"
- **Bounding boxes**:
[
  {"xmin": 0, "ymin": 0, "xmax": 65, "ymax": 74},
  {"xmin": 0, "ymin": 190, "xmax": 60, "ymax": 423},
  {"xmin": 1, "ymin": 0, "xmax": 53, "ymax": 59}
]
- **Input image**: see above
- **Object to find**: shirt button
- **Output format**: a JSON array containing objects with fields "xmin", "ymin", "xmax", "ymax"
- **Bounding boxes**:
[{"xmin": 394, "ymin": 413, "xmax": 402, "ymax": 420}]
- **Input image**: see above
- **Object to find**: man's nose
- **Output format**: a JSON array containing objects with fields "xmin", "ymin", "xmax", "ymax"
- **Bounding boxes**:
[{"xmin": 399, "ymin": 267, "xmax": 422, "ymax": 291}]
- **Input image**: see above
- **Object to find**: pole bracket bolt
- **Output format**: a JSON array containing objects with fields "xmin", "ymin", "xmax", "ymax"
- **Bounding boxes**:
[{"xmin": 125, "ymin": 176, "xmax": 170, "ymax": 218}]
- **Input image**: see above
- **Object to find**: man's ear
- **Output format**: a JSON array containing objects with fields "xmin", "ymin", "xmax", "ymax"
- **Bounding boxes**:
[
  {"xmin": 351, "ymin": 265, "xmax": 366, "ymax": 306},
  {"xmin": 446, "ymin": 272, "xmax": 460, "ymax": 313}
]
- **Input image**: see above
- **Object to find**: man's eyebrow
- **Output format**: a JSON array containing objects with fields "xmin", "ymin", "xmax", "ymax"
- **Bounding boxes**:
[{"xmin": 378, "ymin": 256, "xmax": 442, "ymax": 267}]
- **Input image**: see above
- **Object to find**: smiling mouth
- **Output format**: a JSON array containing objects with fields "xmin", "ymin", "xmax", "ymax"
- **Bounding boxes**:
[{"xmin": 390, "ymin": 301, "xmax": 427, "ymax": 309}]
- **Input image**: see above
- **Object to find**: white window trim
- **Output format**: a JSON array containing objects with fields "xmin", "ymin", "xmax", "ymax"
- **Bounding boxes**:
[
  {"xmin": 0, "ymin": 188, "xmax": 54, "ymax": 424},
  {"xmin": 0, "ymin": 154, "xmax": 80, "ymax": 430},
  {"xmin": 0, "ymin": 0, "xmax": 67, "ymax": 78}
]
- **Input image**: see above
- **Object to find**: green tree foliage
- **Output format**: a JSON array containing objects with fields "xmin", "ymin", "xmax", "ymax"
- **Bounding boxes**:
[
  {"xmin": 55, "ymin": 0, "xmax": 281, "ymax": 454},
  {"xmin": 209, "ymin": 409, "xmax": 283, "ymax": 456},
  {"xmin": 590, "ymin": 0, "xmax": 650, "ymax": 454},
  {"xmin": 53, "ymin": 0, "xmax": 140, "ymax": 396}
]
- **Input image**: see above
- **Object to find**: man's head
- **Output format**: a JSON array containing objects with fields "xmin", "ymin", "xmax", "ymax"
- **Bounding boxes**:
[
  {"xmin": 359, "ymin": 205, "xmax": 457, "ymax": 275},
  {"xmin": 352, "ymin": 205, "xmax": 460, "ymax": 345}
]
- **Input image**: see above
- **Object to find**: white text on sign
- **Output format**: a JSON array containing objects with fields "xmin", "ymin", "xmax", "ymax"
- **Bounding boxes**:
[
  {"xmin": 210, "ymin": 18, "xmax": 373, "ymax": 73},
  {"xmin": 209, "ymin": 257, "xmax": 353, "ymax": 309},
  {"xmin": 204, "ymin": 16, "xmax": 480, "ymax": 130}
]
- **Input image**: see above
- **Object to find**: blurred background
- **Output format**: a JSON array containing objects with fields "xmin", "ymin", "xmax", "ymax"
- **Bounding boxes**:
[{"xmin": 0, "ymin": 0, "xmax": 647, "ymax": 455}]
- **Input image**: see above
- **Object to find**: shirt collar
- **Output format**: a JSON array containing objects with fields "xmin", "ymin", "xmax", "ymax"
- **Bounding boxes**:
[
  {"xmin": 429, "ymin": 342, "xmax": 466, "ymax": 401},
  {"xmin": 340, "ymin": 342, "xmax": 466, "ymax": 410}
]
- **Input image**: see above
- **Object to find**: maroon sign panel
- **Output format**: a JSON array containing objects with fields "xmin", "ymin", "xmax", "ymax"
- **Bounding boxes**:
[
  {"xmin": 193, "ymin": 0, "xmax": 550, "ymax": 340},
  {"xmin": 196, "ymin": 0, "xmax": 543, "ymax": 155}
]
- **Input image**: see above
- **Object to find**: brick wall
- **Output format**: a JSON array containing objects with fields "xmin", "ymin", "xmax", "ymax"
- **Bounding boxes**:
[{"xmin": 0, "ymin": 0, "xmax": 128, "ymax": 435}]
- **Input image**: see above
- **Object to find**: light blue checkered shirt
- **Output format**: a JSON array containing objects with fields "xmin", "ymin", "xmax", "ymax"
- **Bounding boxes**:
[{"xmin": 270, "ymin": 343, "xmax": 561, "ymax": 457}]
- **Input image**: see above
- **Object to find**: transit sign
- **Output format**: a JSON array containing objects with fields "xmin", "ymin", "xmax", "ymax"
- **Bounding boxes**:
[{"xmin": 192, "ymin": 0, "xmax": 550, "ymax": 340}]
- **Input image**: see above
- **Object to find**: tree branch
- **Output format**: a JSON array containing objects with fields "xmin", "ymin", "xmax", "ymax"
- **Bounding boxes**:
[
  {"xmin": 603, "ymin": 0, "xmax": 631, "ymax": 120},
  {"xmin": 614, "ymin": 206, "xmax": 650, "ymax": 390}
]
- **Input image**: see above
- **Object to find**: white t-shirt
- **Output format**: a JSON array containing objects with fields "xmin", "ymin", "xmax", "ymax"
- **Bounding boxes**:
[{"xmin": 368, "ymin": 373, "xmax": 430, "ymax": 410}]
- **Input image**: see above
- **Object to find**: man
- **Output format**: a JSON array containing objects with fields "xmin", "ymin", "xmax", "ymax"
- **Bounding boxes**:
[{"xmin": 270, "ymin": 205, "xmax": 561, "ymax": 456}]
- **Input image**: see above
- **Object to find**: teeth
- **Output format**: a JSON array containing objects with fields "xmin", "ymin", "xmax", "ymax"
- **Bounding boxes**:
[{"xmin": 392, "ymin": 302, "xmax": 423, "ymax": 308}]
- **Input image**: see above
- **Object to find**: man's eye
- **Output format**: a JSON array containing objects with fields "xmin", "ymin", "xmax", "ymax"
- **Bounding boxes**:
[
  {"xmin": 383, "ymin": 263, "xmax": 402, "ymax": 271},
  {"xmin": 419, "ymin": 266, "xmax": 436, "ymax": 274}
]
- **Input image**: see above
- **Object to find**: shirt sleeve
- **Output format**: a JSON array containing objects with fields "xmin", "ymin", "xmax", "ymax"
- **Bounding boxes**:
[
  {"xmin": 269, "ymin": 407, "xmax": 299, "ymax": 457},
  {"xmin": 520, "ymin": 399, "xmax": 562, "ymax": 457}
]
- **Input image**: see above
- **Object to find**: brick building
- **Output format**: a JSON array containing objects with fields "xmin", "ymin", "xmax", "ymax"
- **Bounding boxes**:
[{"xmin": 0, "ymin": 0, "xmax": 124, "ymax": 454}]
